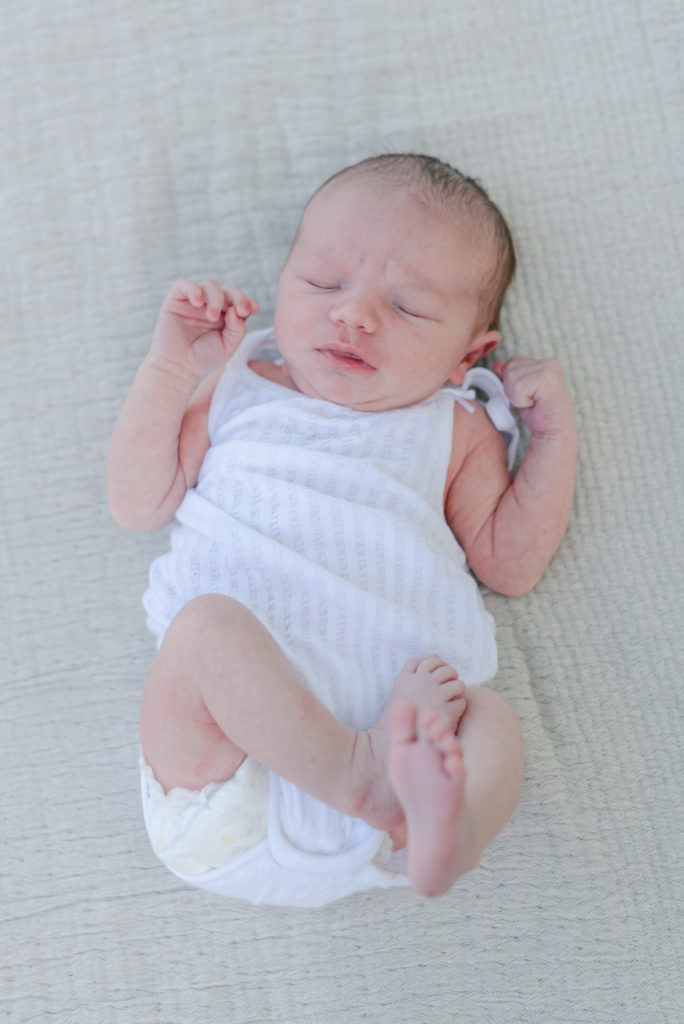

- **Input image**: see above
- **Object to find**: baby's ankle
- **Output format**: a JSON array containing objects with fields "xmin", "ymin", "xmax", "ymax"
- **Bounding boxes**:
[
  {"xmin": 348, "ymin": 728, "xmax": 403, "ymax": 832},
  {"xmin": 343, "ymin": 730, "xmax": 374, "ymax": 819}
]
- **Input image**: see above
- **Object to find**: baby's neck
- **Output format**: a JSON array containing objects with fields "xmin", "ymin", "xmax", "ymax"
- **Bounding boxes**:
[{"xmin": 248, "ymin": 358, "xmax": 299, "ymax": 391}]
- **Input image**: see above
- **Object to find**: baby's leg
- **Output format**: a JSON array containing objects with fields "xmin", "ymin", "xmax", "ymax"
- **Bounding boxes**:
[
  {"xmin": 388, "ymin": 686, "xmax": 524, "ymax": 898},
  {"xmin": 141, "ymin": 594, "xmax": 368, "ymax": 821},
  {"xmin": 141, "ymin": 596, "xmax": 468, "ymax": 836}
]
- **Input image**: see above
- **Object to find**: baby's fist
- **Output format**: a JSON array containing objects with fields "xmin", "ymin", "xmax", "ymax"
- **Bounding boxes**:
[{"xmin": 494, "ymin": 356, "xmax": 572, "ymax": 437}]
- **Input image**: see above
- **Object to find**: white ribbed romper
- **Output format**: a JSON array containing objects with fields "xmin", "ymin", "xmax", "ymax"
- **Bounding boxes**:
[{"xmin": 140, "ymin": 329, "xmax": 518, "ymax": 907}]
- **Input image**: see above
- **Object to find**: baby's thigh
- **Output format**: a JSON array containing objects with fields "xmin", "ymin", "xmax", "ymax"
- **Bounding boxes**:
[{"xmin": 139, "ymin": 595, "xmax": 251, "ymax": 792}]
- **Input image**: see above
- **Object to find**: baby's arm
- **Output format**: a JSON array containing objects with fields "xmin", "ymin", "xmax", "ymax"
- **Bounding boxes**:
[
  {"xmin": 446, "ymin": 356, "xmax": 577, "ymax": 596},
  {"xmin": 107, "ymin": 278, "xmax": 259, "ymax": 530}
]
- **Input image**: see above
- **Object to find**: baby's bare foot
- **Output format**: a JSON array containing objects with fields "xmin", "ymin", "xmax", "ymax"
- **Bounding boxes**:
[
  {"xmin": 390, "ymin": 656, "xmax": 466, "ymax": 725},
  {"xmin": 388, "ymin": 700, "xmax": 474, "ymax": 898},
  {"xmin": 353, "ymin": 656, "xmax": 467, "ymax": 833}
]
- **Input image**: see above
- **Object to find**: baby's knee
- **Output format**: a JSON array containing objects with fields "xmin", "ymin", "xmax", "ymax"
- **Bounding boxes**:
[
  {"xmin": 164, "ymin": 594, "xmax": 255, "ymax": 653},
  {"xmin": 171, "ymin": 593, "xmax": 240, "ymax": 632},
  {"xmin": 463, "ymin": 686, "xmax": 523, "ymax": 740}
]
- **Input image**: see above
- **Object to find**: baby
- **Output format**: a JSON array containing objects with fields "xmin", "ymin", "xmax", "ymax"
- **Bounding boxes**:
[{"xmin": 108, "ymin": 154, "xmax": 576, "ymax": 906}]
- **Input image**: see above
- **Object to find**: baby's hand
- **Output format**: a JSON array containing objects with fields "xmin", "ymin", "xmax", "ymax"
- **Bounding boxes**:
[
  {"xmin": 150, "ymin": 278, "xmax": 260, "ymax": 379},
  {"xmin": 493, "ymin": 356, "xmax": 573, "ymax": 439}
]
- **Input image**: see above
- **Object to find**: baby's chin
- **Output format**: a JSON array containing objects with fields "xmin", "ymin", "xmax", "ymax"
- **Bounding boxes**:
[
  {"xmin": 320, "ymin": 387, "xmax": 435, "ymax": 413},
  {"xmin": 280, "ymin": 355, "xmax": 441, "ymax": 411}
]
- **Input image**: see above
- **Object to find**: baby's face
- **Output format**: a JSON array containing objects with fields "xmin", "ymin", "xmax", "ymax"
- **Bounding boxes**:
[{"xmin": 273, "ymin": 177, "xmax": 500, "ymax": 411}]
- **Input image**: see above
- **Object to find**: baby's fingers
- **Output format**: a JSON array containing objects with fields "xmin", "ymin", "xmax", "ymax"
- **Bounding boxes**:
[
  {"xmin": 197, "ymin": 281, "xmax": 260, "ymax": 322},
  {"xmin": 499, "ymin": 356, "xmax": 567, "ymax": 411},
  {"xmin": 167, "ymin": 277, "xmax": 206, "ymax": 308},
  {"xmin": 198, "ymin": 279, "xmax": 231, "ymax": 321},
  {"xmin": 165, "ymin": 277, "xmax": 259, "ymax": 324},
  {"xmin": 221, "ymin": 285, "xmax": 260, "ymax": 320}
]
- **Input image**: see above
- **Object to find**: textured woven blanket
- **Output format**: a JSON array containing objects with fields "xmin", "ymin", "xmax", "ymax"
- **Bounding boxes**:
[{"xmin": 2, "ymin": 1, "xmax": 681, "ymax": 1020}]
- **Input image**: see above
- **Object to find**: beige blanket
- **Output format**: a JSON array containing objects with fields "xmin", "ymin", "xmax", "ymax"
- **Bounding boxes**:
[{"xmin": 2, "ymin": 0, "xmax": 681, "ymax": 1020}]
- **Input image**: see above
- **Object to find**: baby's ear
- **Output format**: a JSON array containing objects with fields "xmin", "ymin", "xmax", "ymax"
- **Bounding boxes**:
[{"xmin": 447, "ymin": 330, "xmax": 501, "ymax": 386}]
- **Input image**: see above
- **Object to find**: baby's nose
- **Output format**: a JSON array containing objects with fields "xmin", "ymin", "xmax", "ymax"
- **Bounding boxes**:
[{"xmin": 330, "ymin": 290, "xmax": 380, "ymax": 333}]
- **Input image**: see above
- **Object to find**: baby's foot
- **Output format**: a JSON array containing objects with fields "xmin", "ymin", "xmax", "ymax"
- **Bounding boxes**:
[
  {"xmin": 387, "ymin": 700, "xmax": 474, "ymax": 898},
  {"xmin": 354, "ymin": 656, "xmax": 467, "ymax": 833}
]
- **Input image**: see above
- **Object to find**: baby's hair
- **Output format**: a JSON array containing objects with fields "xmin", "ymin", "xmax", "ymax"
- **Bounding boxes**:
[{"xmin": 312, "ymin": 153, "xmax": 516, "ymax": 331}]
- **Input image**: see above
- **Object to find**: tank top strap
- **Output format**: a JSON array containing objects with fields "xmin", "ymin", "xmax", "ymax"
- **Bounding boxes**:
[{"xmin": 444, "ymin": 367, "xmax": 520, "ymax": 471}]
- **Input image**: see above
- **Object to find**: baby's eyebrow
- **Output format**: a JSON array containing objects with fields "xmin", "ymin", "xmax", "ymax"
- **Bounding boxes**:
[
  {"xmin": 297, "ymin": 249, "xmax": 456, "ymax": 302},
  {"xmin": 295, "ymin": 253, "xmax": 343, "ymax": 277},
  {"xmin": 393, "ymin": 277, "xmax": 451, "ymax": 305},
  {"xmin": 302, "ymin": 243, "xmax": 343, "ymax": 262},
  {"xmin": 391, "ymin": 262, "xmax": 454, "ymax": 295},
  {"xmin": 399, "ymin": 264, "xmax": 435, "ymax": 285},
  {"xmin": 401, "ymin": 267, "xmax": 476, "ymax": 303},
  {"xmin": 400, "ymin": 278, "xmax": 440, "ymax": 295}
]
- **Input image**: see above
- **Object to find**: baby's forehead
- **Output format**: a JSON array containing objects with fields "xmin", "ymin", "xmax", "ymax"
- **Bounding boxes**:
[
  {"xmin": 298, "ymin": 178, "xmax": 495, "ymax": 277},
  {"xmin": 303, "ymin": 175, "xmax": 489, "ymax": 244}
]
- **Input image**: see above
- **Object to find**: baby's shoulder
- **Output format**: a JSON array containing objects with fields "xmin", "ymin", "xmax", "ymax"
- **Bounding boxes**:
[
  {"xmin": 452, "ymin": 396, "xmax": 506, "ymax": 451},
  {"xmin": 445, "ymin": 399, "xmax": 509, "ymax": 491}
]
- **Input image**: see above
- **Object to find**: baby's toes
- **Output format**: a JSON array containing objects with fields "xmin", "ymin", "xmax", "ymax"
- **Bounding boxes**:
[
  {"xmin": 431, "ymin": 663, "xmax": 461, "ymax": 686},
  {"xmin": 422, "ymin": 712, "xmax": 463, "ymax": 756},
  {"xmin": 428, "ymin": 692, "xmax": 467, "ymax": 733},
  {"xmin": 413, "ymin": 654, "xmax": 448, "ymax": 675},
  {"xmin": 446, "ymin": 696, "xmax": 467, "ymax": 731},
  {"xmin": 442, "ymin": 745, "xmax": 466, "ymax": 780},
  {"xmin": 439, "ymin": 678, "xmax": 466, "ymax": 702}
]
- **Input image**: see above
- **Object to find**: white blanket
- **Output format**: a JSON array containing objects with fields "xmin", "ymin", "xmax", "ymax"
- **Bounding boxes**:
[{"xmin": 1, "ymin": 0, "xmax": 681, "ymax": 1020}]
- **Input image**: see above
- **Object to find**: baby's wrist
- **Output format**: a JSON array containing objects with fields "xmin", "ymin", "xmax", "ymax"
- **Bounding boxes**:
[
  {"xmin": 527, "ymin": 418, "xmax": 578, "ymax": 460},
  {"xmin": 525, "ymin": 393, "xmax": 575, "ymax": 441},
  {"xmin": 145, "ymin": 350, "xmax": 201, "ymax": 391}
]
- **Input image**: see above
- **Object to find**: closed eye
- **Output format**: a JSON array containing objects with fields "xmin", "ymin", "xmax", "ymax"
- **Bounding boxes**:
[
  {"xmin": 395, "ymin": 304, "xmax": 426, "ymax": 319},
  {"xmin": 306, "ymin": 280, "xmax": 338, "ymax": 291}
]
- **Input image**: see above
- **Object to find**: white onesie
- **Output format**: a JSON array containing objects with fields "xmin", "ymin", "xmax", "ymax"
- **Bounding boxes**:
[{"xmin": 140, "ymin": 329, "xmax": 518, "ymax": 907}]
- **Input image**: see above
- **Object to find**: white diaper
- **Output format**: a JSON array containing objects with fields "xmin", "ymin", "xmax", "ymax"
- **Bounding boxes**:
[
  {"xmin": 140, "ymin": 754, "xmax": 410, "ymax": 905},
  {"xmin": 140, "ymin": 754, "xmax": 269, "ymax": 875}
]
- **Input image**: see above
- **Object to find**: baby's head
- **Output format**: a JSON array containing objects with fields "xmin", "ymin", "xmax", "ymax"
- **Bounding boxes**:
[
  {"xmin": 274, "ymin": 153, "xmax": 516, "ymax": 410},
  {"xmin": 307, "ymin": 154, "xmax": 516, "ymax": 332}
]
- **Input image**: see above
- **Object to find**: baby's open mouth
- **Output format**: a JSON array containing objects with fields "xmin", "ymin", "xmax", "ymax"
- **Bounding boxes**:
[{"xmin": 318, "ymin": 347, "xmax": 376, "ymax": 371}]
